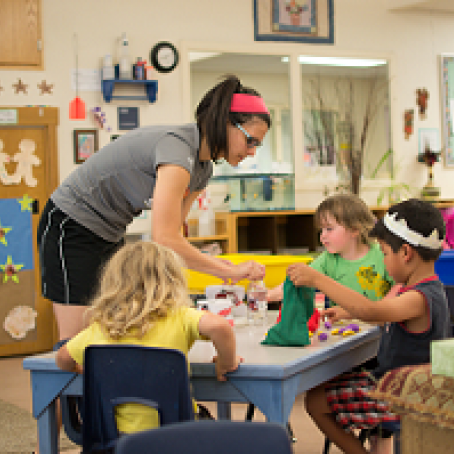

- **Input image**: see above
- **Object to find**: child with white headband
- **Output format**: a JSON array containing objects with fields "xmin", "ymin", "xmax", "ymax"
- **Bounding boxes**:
[{"xmin": 287, "ymin": 198, "xmax": 451, "ymax": 454}]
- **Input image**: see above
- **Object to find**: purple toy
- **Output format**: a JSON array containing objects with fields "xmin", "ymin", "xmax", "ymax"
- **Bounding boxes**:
[
  {"xmin": 318, "ymin": 332, "xmax": 328, "ymax": 341},
  {"xmin": 324, "ymin": 321, "xmax": 332, "ymax": 329},
  {"xmin": 346, "ymin": 323, "xmax": 360, "ymax": 332}
]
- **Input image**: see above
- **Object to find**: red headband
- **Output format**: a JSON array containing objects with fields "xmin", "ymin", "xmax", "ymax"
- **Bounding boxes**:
[{"xmin": 230, "ymin": 93, "xmax": 269, "ymax": 114}]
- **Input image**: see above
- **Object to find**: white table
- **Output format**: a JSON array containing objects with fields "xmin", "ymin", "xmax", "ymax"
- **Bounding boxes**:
[{"xmin": 23, "ymin": 319, "xmax": 381, "ymax": 454}]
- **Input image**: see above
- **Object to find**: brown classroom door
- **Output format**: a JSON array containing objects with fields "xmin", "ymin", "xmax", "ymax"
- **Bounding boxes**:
[{"xmin": 0, "ymin": 107, "xmax": 59, "ymax": 356}]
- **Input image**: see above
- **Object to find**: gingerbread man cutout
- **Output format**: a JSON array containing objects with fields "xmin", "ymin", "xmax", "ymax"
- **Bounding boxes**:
[
  {"xmin": 10, "ymin": 139, "xmax": 41, "ymax": 187},
  {"xmin": 0, "ymin": 139, "xmax": 15, "ymax": 185}
]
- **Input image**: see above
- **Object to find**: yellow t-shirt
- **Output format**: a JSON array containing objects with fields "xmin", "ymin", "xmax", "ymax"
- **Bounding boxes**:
[{"xmin": 66, "ymin": 306, "xmax": 205, "ymax": 433}]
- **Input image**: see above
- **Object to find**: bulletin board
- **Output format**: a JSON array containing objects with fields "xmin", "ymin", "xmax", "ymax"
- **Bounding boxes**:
[{"xmin": 440, "ymin": 54, "xmax": 454, "ymax": 167}]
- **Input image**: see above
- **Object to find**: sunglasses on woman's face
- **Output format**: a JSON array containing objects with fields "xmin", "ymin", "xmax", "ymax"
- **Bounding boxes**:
[{"xmin": 235, "ymin": 123, "xmax": 263, "ymax": 149}]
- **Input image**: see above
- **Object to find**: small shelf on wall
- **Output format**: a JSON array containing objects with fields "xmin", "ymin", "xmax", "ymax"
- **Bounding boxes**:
[{"xmin": 101, "ymin": 79, "xmax": 158, "ymax": 103}]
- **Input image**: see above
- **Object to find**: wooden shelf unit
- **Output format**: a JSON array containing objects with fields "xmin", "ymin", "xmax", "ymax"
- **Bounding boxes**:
[{"xmin": 213, "ymin": 200, "xmax": 454, "ymax": 254}]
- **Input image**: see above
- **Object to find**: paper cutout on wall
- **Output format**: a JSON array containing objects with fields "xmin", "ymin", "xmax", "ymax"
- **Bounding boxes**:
[
  {"xmin": 3, "ymin": 305, "xmax": 37, "ymax": 340},
  {"xmin": 0, "ymin": 139, "xmax": 16, "ymax": 185},
  {"xmin": 0, "ymin": 198, "xmax": 36, "ymax": 344},
  {"xmin": 18, "ymin": 194, "xmax": 34, "ymax": 212},
  {"xmin": 10, "ymin": 139, "xmax": 41, "ymax": 187},
  {"xmin": 1, "ymin": 256, "xmax": 24, "ymax": 283},
  {"xmin": 12, "ymin": 79, "xmax": 28, "ymax": 94},
  {"xmin": 416, "ymin": 88, "xmax": 429, "ymax": 120},
  {"xmin": 0, "ymin": 271, "xmax": 36, "ymax": 344},
  {"xmin": 37, "ymin": 80, "xmax": 54, "ymax": 95},
  {"xmin": 0, "ymin": 221, "xmax": 12, "ymax": 246},
  {"xmin": 0, "ymin": 138, "xmax": 41, "ymax": 187},
  {"xmin": 0, "ymin": 198, "xmax": 34, "ymax": 274},
  {"xmin": 404, "ymin": 109, "xmax": 414, "ymax": 140},
  {"xmin": 91, "ymin": 106, "xmax": 112, "ymax": 132}
]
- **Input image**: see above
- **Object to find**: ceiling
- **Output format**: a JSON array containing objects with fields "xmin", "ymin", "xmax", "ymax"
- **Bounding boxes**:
[{"xmin": 190, "ymin": 52, "xmax": 388, "ymax": 78}]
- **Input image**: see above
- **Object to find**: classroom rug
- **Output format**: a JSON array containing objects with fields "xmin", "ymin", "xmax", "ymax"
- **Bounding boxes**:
[{"xmin": 0, "ymin": 398, "xmax": 78, "ymax": 453}]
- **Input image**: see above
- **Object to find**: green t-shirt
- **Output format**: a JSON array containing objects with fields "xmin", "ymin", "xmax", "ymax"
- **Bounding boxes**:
[{"xmin": 310, "ymin": 242, "xmax": 393, "ymax": 300}]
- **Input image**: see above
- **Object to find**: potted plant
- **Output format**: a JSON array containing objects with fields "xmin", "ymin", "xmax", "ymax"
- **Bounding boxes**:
[{"xmin": 369, "ymin": 148, "xmax": 413, "ymax": 205}]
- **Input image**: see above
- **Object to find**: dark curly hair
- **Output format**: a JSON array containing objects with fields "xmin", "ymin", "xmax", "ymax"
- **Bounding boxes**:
[
  {"xmin": 370, "ymin": 198, "xmax": 445, "ymax": 261},
  {"xmin": 195, "ymin": 74, "xmax": 272, "ymax": 161}
]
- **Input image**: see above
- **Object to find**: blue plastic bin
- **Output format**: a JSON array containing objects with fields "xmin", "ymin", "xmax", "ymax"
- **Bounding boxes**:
[
  {"xmin": 435, "ymin": 250, "xmax": 454, "ymax": 285},
  {"xmin": 435, "ymin": 251, "xmax": 454, "ymax": 329}
]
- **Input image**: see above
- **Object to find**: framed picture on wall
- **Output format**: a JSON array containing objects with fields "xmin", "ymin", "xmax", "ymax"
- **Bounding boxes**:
[
  {"xmin": 418, "ymin": 128, "xmax": 440, "ymax": 156},
  {"xmin": 440, "ymin": 54, "xmax": 454, "ymax": 167},
  {"xmin": 74, "ymin": 129, "xmax": 98, "ymax": 163},
  {"xmin": 254, "ymin": 0, "xmax": 334, "ymax": 44}
]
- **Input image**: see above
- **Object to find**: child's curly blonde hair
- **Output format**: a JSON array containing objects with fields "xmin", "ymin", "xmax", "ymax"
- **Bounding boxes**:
[
  {"xmin": 315, "ymin": 193, "xmax": 376, "ymax": 246},
  {"xmin": 85, "ymin": 241, "xmax": 190, "ymax": 340}
]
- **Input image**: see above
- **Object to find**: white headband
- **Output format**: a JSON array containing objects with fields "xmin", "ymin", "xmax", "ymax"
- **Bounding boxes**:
[{"xmin": 383, "ymin": 212, "xmax": 443, "ymax": 250}]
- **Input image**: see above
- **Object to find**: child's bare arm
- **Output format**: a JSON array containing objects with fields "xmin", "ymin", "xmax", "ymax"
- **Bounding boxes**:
[
  {"xmin": 321, "ymin": 306, "xmax": 351, "ymax": 323},
  {"xmin": 55, "ymin": 345, "xmax": 84, "ymax": 374},
  {"xmin": 287, "ymin": 262, "xmax": 426, "ymax": 324},
  {"xmin": 198, "ymin": 312, "xmax": 241, "ymax": 381}
]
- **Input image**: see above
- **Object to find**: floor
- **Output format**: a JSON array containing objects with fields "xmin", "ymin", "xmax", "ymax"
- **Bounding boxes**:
[{"xmin": 0, "ymin": 355, "xmax": 343, "ymax": 454}]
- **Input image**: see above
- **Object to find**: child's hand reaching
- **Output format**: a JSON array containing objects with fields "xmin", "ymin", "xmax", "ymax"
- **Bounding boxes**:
[
  {"xmin": 287, "ymin": 262, "xmax": 318, "ymax": 287},
  {"xmin": 321, "ymin": 306, "xmax": 350, "ymax": 323},
  {"xmin": 212, "ymin": 355, "xmax": 244, "ymax": 381}
]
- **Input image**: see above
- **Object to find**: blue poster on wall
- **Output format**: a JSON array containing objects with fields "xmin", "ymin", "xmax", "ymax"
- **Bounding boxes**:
[{"xmin": 0, "ymin": 197, "xmax": 34, "ymax": 279}]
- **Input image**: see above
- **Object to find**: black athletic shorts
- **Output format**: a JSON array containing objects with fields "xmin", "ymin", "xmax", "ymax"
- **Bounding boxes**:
[{"xmin": 37, "ymin": 199, "xmax": 124, "ymax": 306}]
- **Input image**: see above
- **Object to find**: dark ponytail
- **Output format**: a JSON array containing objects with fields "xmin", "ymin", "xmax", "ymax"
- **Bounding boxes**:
[{"xmin": 195, "ymin": 74, "xmax": 271, "ymax": 161}]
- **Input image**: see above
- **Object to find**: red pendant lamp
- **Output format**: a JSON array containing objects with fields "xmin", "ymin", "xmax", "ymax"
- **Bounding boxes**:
[{"xmin": 69, "ymin": 34, "xmax": 86, "ymax": 120}]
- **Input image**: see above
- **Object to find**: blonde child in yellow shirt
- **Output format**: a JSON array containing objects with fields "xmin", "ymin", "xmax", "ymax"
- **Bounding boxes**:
[{"xmin": 56, "ymin": 241, "xmax": 240, "ymax": 433}]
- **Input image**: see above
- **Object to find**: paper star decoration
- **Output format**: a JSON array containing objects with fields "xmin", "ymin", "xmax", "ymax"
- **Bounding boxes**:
[
  {"xmin": 1, "ymin": 256, "xmax": 23, "ymax": 283},
  {"xmin": 37, "ymin": 80, "xmax": 54, "ymax": 95},
  {"xmin": 18, "ymin": 194, "xmax": 34, "ymax": 211},
  {"xmin": 13, "ymin": 79, "xmax": 28, "ymax": 94},
  {"xmin": 0, "ymin": 221, "xmax": 12, "ymax": 246}
]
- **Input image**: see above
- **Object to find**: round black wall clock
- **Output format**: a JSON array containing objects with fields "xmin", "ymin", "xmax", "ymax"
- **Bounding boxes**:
[{"xmin": 150, "ymin": 41, "xmax": 179, "ymax": 73}]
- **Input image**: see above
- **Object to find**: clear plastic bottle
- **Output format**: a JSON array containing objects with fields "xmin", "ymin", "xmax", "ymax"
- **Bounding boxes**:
[
  {"xmin": 247, "ymin": 280, "xmax": 268, "ymax": 326},
  {"xmin": 119, "ymin": 33, "xmax": 132, "ymax": 80},
  {"xmin": 102, "ymin": 54, "xmax": 115, "ymax": 80}
]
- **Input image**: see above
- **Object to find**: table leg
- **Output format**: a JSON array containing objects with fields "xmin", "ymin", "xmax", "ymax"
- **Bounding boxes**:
[
  {"xmin": 37, "ymin": 400, "xmax": 59, "ymax": 454},
  {"xmin": 217, "ymin": 402, "xmax": 232, "ymax": 420}
]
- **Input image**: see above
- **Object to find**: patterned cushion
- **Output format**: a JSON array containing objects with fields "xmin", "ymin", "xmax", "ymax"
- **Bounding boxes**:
[{"xmin": 369, "ymin": 364, "xmax": 454, "ymax": 429}]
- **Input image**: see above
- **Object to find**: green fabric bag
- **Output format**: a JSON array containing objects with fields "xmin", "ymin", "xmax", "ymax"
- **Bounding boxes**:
[{"xmin": 262, "ymin": 277, "xmax": 315, "ymax": 346}]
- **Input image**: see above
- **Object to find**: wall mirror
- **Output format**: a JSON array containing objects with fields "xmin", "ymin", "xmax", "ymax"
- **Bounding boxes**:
[{"xmin": 299, "ymin": 56, "xmax": 392, "ymax": 184}]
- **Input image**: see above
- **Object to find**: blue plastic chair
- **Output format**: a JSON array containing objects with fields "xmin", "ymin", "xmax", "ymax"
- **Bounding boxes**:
[
  {"xmin": 82, "ymin": 345, "xmax": 194, "ymax": 454},
  {"xmin": 323, "ymin": 420, "xmax": 401, "ymax": 454},
  {"xmin": 115, "ymin": 420, "xmax": 293, "ymax": 454}
]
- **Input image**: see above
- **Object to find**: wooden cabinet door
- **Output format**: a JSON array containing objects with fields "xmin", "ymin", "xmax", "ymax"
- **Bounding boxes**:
[
  {"xmin": 0, "ymin": 0, "xmax": 42, "ymax": 67},
  {"xmin": 0, "ymin": 108, "xmax": 58, "ymax": 356}
]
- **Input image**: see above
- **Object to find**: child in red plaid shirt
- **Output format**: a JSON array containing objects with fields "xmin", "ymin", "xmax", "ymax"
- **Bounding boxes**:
[{"xmin": 287, "ymin": 199, "xmax": 451, "ymax": 454}]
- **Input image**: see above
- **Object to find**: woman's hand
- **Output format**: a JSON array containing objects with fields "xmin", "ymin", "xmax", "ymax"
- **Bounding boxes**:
[
  {"xmin": 212, "ymin": 355, "xmax": 244, "ymax": 381},
  {"xmin": 229, "ymin": 260, "xmax": 265, "ymax": 284},
  {"xmin": 287, "ymin": 262, "xmax": 318, "ymax": 287}
]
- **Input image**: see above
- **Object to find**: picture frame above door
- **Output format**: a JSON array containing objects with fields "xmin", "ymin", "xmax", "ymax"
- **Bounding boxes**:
[{"xmin": 254, "ymin": 0, "xmax": 334, "ymax": 44}]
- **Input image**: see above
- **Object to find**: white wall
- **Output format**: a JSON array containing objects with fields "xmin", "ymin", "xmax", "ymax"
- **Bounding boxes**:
[{"xmin": 1, "ymin": 0, "xmax": 454, "ymax": 213}]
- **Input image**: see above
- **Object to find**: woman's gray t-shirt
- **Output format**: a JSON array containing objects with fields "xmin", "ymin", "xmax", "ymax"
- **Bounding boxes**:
[{"xmin": 51, "ymin": 124, "xmax": 212, "ymax": 242}]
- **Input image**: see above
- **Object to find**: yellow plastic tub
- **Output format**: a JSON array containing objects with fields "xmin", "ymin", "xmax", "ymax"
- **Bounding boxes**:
[{"xmin": 186, "ymin": 254, "xmax": 314, "ymax": 294}]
